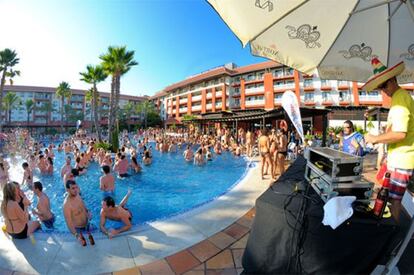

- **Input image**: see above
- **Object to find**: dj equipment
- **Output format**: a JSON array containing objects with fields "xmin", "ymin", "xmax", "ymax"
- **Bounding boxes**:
[{"xmin": 305, "ymin": 147, "xmax": 373, "ymax": 203}]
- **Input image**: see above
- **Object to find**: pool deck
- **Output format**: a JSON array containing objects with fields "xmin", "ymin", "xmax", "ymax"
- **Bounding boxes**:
[{"xmin": 0, "ymin": 157, "xmax": 271, "ymax": 274}]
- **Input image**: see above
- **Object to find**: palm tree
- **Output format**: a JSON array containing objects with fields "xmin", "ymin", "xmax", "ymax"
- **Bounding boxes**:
[
  {"xmin": 0, "ymin": 48, "xmax": 20, "ymax": 131},
  {"xmin": 24, "ymin": 99, "xmax": 34, "ymax": 126},
  {"xmin": 56, "ymin": 81, "xmax": 71, "ymax": 134},
  {"xmin": 122, "ymin": 101, "xmax": 135, "ymax": 132},
  {"xmin": 100, "ymin": 46, "xmax": 138, "ymax": 144},
  {"xmin": 80, "ymin": 65, "xmax": 107, "ymax": 141},
  {"xmin": 136, "ymin": 100, "xmax": 154, "ymax": 128},
  {"xmin": 3, "ymin": 92, "xmax": 20, "ymax": 124},
  {"xmin": 5, "ymin": 69, "xmax": 20, "ymax": 85},
  {"xmin": 40, "ymin": 101, "xmax": 54, "ymax": 126}
]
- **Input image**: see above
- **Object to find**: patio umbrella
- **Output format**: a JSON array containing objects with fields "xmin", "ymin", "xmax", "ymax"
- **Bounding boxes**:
[{"xmin": 207, "ymin": 0, "xmax": 414, "ymax": 83}]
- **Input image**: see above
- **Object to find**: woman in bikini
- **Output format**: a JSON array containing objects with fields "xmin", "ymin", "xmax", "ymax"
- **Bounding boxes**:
[
  {"xmin": 1, "ymin": 182, "xmax": 40, "ymax": 239},
  {"xmin": 130, "ymin": 154, "xmax": 142, "ymax": 173},
  {"xmin": 276, "ymin": 129, "xmax": 288, "ymax": 176}
]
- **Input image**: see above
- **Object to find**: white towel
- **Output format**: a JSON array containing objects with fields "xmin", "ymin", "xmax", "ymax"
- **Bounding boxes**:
[{"xmin": 322, "ymin": 196, "xmax": 356, "ymax": 230}]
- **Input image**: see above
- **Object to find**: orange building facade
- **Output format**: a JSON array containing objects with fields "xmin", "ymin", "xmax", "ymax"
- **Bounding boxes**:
[{"xmin": 150, "ymin": 61, "xmax": 414, "ymax": 125}]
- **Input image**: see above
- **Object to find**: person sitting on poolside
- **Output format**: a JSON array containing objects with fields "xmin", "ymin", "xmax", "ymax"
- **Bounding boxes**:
[
  {"xmin": 100, "ymin": 190, "xmax": 132, "ymax": 239},
  {"xmin": 32, "ymin": 181, "xmax": 55, "ymax": 229},
  {"xmin": 21, "ymin": 162, "xmax": 33, "ymax": 190},
  {"xmin": 183, "ymin": 145, "xmax": 193, "ymax": 162},
  {"xmin": 142, "ymin": 150, "xmax": 152, "ymax": 165},
  {"xmin": 114, "ymin": 153, "xmax": 129, "ymax": 178},
  {"xmin": 100, "ymin": 165, "xmax": 115, "ymax": 196},
  {"xmin": 1, "ymin": 182, "xmax": 40, "ymax": 240},
  {"xmin": 63, "ymin": 180, "xmax": 95, "ymax": 246}
]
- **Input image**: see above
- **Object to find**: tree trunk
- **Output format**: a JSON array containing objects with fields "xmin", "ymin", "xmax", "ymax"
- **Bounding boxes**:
[
  {"xmin": 61, "ymin": 97, "xmax": 64, "ymax": 134},
  {"xmin": 108, "ymin": 77, "xmax": 115, "ymax": 143},
  {"xmin": 93, "ymin": 84, "xmax": 102, "ymax": 142},
  {"xmin": 0, "ymin": 68, "xmax": 7, "ymax": 132},
  {"xmin": 8, "ymin": 109, "xmax": 11, "ymax": 124}
]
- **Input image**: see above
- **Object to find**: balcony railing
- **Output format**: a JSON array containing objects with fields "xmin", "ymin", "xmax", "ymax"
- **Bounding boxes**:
[
  {"xmin": 245, "ymin": 100, "xmax": 264, "ymax": 106},
  {"xmin": 359, "ymin": 95, "xmax": 382, "ymax": 101}
]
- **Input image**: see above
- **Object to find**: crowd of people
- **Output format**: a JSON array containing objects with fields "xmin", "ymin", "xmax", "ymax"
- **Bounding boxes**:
[{"xmin": 1, "ymin": 126, "xmax": 294, "ymax": 245}]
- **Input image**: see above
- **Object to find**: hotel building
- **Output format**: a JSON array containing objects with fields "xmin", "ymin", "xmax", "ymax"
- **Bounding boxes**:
[
  {"xmin": 1, "ymin": 85, "xmax": 147, "ymax": 131},
  {"xmin": 150, "ymin": 61, "xmax": 414, "ymax": 132}
]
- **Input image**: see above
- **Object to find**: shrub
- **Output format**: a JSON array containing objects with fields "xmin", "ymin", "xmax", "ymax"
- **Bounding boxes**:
[{"xmin": 94, "ymin": 141, "xmax": 111, "ymax": 151}]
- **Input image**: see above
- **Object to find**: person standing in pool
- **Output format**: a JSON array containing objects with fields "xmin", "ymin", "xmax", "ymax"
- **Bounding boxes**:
[
  {"xmin": 60, "ymin": 156, "xmax": 72, "ymax": 178},
  {"xmin": 32, "ymin": 181, "xmax": 55, "ymax": 229},
  {"xmin": 113, "ymin": 153, "xmax": 129, "ymax": 178},
  {"xmin": 100, "ymin": 190, "xmax": 132, "ymax": 239},
  {"xmin": 21, "ymin": 162, "xmax": 33, "ymax": 190},
  {"xmin": 63, "ymin": 180, "xmax": 95, "ymax": 246},
  {"xmin": 100, "ymin": 165, "xmax": 115, "ymax": 195}
]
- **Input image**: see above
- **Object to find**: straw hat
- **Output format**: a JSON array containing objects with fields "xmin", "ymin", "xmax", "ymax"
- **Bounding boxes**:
[{"xmin": 362, "ymin": 57, "xmax": 405, "ymax": 91}]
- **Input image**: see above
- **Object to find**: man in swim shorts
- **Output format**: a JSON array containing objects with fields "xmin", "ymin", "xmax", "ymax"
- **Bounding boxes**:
[
  {"xmin": 32, "ymin": 181, "xmax": 55, "ymax": 229},
  {"xmin": 100, "ymin": 190, "xmax": 132, "ymax": 239},
  {"xmin": 63, "ymin": 180, "xmax": 95, "ymax": 246}
]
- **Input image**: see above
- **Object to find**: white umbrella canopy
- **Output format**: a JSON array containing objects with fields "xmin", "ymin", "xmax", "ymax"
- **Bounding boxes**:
[{"xmin": 208, "ymin": 0, "xmax": 414, "ymax": 84}]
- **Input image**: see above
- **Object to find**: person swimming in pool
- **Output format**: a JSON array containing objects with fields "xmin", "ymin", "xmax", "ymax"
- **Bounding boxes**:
[
  {"xmin": 100, "ymin": 190, "xmax": 132, "ymax": 239},
  {"xmin": 32, "ymin": 181, "xmax": 55, "ymax": 229},
  {"xmin": 63, "ymin": 180, "xmax": 95, "ymax": 246}
]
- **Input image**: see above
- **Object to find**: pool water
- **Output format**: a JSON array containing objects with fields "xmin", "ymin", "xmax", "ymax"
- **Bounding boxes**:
[{"xmin": 5, "ymin": 144, "xmax": 249, "ymax": 233}]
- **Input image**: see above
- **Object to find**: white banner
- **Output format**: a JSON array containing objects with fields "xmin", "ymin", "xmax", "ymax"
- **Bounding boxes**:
[{"xmin": 281, "ymin": 90, "xmax": 304, "ymax": 142}]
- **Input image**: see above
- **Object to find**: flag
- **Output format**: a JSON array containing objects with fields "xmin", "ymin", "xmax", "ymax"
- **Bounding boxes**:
[{"xmin": 281, "ymin": 90, "xmax": 304, "ymax": 142}]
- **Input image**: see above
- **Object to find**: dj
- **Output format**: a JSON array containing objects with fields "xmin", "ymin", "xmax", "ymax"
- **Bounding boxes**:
[{"xmin": 364, "ymin": 58, "xmax": 414, "ymax": 200}]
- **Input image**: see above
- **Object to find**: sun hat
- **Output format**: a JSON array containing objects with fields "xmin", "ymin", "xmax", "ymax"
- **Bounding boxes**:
[{"xmin": 361, "ymin": 57, "xmax": 405, "ymax": 91}]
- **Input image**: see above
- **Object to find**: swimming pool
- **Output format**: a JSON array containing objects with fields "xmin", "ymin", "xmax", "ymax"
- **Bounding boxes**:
[{"xmin": 4, "ymin": 144, "xmax": 250, "ymax": 234}]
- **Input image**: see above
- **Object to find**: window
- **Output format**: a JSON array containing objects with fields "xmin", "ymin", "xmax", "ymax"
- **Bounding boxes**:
[
  {"xmin": 273, "ymin": 69, "xmax": 284, "ymax": 77},
  {"xmin": 275, "ymin": 94, "xmax": 283, "ymax": 100},
  {"xmin": 234, "ymin": 87, "xmax": 240, "ymax": 94},
  {"xmin": 304, "ymin": 79, "xmax": 313, "ymax": 87},
  {"xmin": 339, "ymin": 91, "xmax": 351, "ymax": 102},
  {"xmin": 285, "ymin": 68, "xmax": 294, "ymax": 75},
  {"xmin": 321, "ymin": 80, "xmax": 330, "ymax": 86},
  {"xmin": 286, "ymin": 80, "xmax": 295, "ymax": 87},
  {"xmin": 304, "ymin": 93, "xmax": 314, "ymax": 102},
  {"xmin": 274, "ymin": 81, "xmax": 284, "ymax": 87},
  {"xmin": 247, "ymin": 74, "xmax": 255, "ymax": 81},
  {"xmin": 258, "ymin": 72, "xmax": 264, "ymax": 79},
  {"xmin": 322, "ymin": 92, "xmax": 332, "ymax": 101}
]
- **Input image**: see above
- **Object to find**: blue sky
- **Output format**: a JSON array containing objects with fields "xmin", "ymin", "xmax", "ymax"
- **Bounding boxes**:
[{"xmin": 0, "ymin": 0, "xmax": 265, "ymax": 96}]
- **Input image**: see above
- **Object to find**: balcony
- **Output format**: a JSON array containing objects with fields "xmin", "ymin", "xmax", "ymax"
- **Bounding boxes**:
[
  {"xmin": 179, "ymin": 107, "xmax": 188, "ymax": 113},
  {"xmin": 192, "ymin": 105, "xmax": 202, "ymax": 111},
  {"xmin": 245, "ymin": 87, "xmax": 264, "ymax": 95},
  {"xmin": 337, "ymin": 81, "xmax": 350, "ymax": 90},
  {"xmin": 245, "ymin": 100, "xmax": 264, "ymax": 106},
  {"xmin": 206, "ymin": 103, "xmax": 213, "ymax": 110},
  {"xmin": 192, "ymin": 95, "xmax": 202, "ymax": 102},
  {"xmin": 216, "ymin": 91, "xmax": 222, "ymax": 98},
  {"xmin": 359, "ymin": 95, "xmax": 382, "ymax": 103},
  {"xmin": 179, "ymin": 98, "xmax": 187, "ymax": 104}
]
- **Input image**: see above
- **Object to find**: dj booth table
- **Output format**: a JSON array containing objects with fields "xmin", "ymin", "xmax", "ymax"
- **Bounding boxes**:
[{"xmin": 242, "ymin": 156, "xmax": 410, "ymax": 274}]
